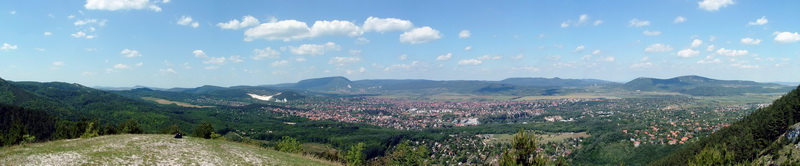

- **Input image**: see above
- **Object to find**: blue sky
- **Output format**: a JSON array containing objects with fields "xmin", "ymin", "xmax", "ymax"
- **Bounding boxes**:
[{"xmin": 0, "ymin": 0, "xmax": 799, "ymax": 88}]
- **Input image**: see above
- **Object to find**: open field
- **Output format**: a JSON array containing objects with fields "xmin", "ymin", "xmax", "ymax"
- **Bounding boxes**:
[
  {"xmin": 141, "ymin": 97, "xmax": 214, "ymax": 108},
  {"xmin": 0, "ymin": 134, "xmax": 338, "ymax": 165},
  {"xmin": 488, "ymin": 132, "xmax": 590, "ymax": 144}
]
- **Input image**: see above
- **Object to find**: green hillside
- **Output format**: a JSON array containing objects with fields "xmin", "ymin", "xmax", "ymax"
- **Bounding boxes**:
[
  {"xmin": 624, "ymin": 75, "xmax": 793, "ymax": 96},
  {"xmin": 0, "ymin": 134, "xmax": 338, "ymax": 165},
  {"xmin": 653, "ymin": 85, "xmax": 800, "ymax": 165}
]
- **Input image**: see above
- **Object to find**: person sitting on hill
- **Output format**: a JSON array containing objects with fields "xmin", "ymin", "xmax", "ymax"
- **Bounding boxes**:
[{"xmin": 174, "ymin": 132, "xmax": 182, "ymax": 139}]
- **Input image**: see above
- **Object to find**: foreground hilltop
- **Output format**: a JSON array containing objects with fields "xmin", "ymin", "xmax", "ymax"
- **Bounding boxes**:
[{"xmin": 0, "ymin": 134, "xmax": 337, "ymax": 165}]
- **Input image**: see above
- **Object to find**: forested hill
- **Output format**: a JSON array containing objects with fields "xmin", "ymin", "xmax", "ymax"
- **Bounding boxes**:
[
  {"xmin": 624, "ymin": 75, "xmax": 793, "ymax": 96},
  {"xmin": 652, "ymin": 85, "xmax": 800, "ymax": 165}
]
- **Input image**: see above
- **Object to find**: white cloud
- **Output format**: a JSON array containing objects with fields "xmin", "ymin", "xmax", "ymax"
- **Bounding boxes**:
[
  {"xmin": 731, "ymin": 63, "xmax": 758, "ymax": 69},
  {"xmin": 399, "ymin": 26, "xmax": 442, "ymax": 44},
  {"xmin": 628, "ymin": 18, "xmax": 650, "ymax": 27},
  {"xmin": 271, "ymin": 60, "xmax": 289, "ymax": 67},
  {"xmin": 52, "ymin": 61, "xmax": 65, "ymax": 66},
  {"xmin": 437, "ymin": 53, "xmax": 452, "ymax": 61},
  {"xmin": 203, "ymin": 57, "xmax": 226, "ymax": 64},
  {"xmin": 159, "ymin": 68, "xmax": 176, "ymax": 74},
  {"xmin": 244, "ymin": 20, "xmax": 310, "ymax": 41},
  {"xmin": 204, "ymin": 66, "xmax": 219, "ymax": 70},
  {"xmin": 674, "ymin": 16, "xmax": 687, "ymax": 23},
  {"xmin": 697, "ymin": 58, "xmax": 722, "ymax": 64},
  {"xmin": 355, "ymin": 37, "xmax": 370, "ymax": 44},
  {"xmin": 177, "ymin": 16, "xmax": 199, "ymax": 28},
  {"xmin": 598, "ymin": 56, "xmax": 615, "ymax": 62},
  {"xmin": 362, "ymin": 17, "xmax": 414, "ymax": 33},
  {"xmin": 676, "ymin": 48, "xmax": 700, "ymax": 58},
  {"xmin": 478, "ymin": 55, "xmax": 502, "ymax": 60},
  {"xmin": 458, "ymin": 59, "xmax": 482, "ymax": 65},
  {"xmin": 630, "ymin": 62, "xmax": 653, "ymax": 68},
  {"xmin": 774, "ymin": 31, "xmax": 800, "ymax": 43},
  {"xmin": 643, "ymin": 30, "xmax": 661, "ymax": 36},
  {"xmin": 1, "ymin": 43, "xmax": 18, "ymax": 50},
  {"xmin": 310, "ymin": 20, "xmax": 363, "ymax": 37},
  {"xmin": 644, "ymin": 43, "xmax": 673, "ymax": 53},
  {"xmin": 192, "ymin": 50, "xmax": 207, "ymax": 58},
  {"xmin": 716, "ymin": 48, "xmax": 748, "ymax": 56},
  {"xmin": 464, "ymin": 46, "xmax": 472, "ymax": 51},
  {"xmin": 252, "ymin": 47, "xmax": 281, "ymax": 60},
  {"xmin": 85, "ymin": 0, "xmax": 162, "ymax": 12},
  {"xmin": 135, "ymin": 62, "xmax": 143, "ymax": 67},
  {"xmin": 289, "ymin": 42, "xmax": 341, "ymax": 55},
  {"xmin": 295, "ymin": 57, "xmax": 306, "ymax": 62},
  {"xmin": 459, "ymin": 30, "xmax": 471, "ymax": 38},
  {"xmin": 512, "ymin": 54, "xmax": 524, "ymax": 60},
  {"xmin": 228, "ymin": 56, "xmax": 243, "ymax": 63},
  {"xmin": 399, "ymin": 54, "xmax": 408, "ymax": 60},
  {"xmin": 561, "ymin": 14, "xmax": 601, "ymax": 28},
  {"xmin": 349, "ymin": 50, "xmax": 362, "ymax": 56},
  {"xmin": 591, "ymin": 50, "xmax": 602, "ymax": 55},
  {"xmin": 691, "ymin": 39, "xmax": 703, "ymax": 48},
  {"xmin": 328, "ymin": 56, "xmax": 361, "ymax": 66},
  {"xmin": 120, "ymin": 48, "xmax": 141, "ymax": 58},
  {"xmin": 593, "ymin": 20, "xmax": 603, "ymax": 26},
  {"xmin": 217, "ymin": 15, "xmax": 259, "ymax": 30},
  {"xmin": 114, "ymin": 64, "xmax": 130, "ymax": 69},
  {"xmin": 698, "ymin": 0, "xmax": 735, "ymax": 11},
  {"xmin": 706, "ymin": 45, "xmax": 716, "ymax": 51},
  {"xmin": 73, "ymin": 19, "xmax": 107, "ymax": 26},
  {"xmin": 574, "ymin": 45, "xmax": 585, "ymax": 52},
  {"xmin": 747, "ymin": 16, "xmax": 768, "ymax": 26},
  {"xmin": 740, "ymin": 38, "xmax": 761, "ymax": 45},
  {"xmin": 71, "ymin": 31, "xmax": 96, "ymax": 39},
  {"xmin": 43, "ymin": 32, "xmax": 53, "ymax": 36}
]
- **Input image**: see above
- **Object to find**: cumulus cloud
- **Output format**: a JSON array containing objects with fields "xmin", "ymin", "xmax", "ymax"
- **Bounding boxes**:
[
  {"xmin": 252, "ymin": 47, "xmax": 281, "ymax": 60},
  {"xmin": 715, "ymin": 48, "xmax": 748, "ymax": 56},
  {"xmin": 271, "ymin": 60, "xmax": 289, "ymax": 67},
  {"xmin": 561, "ymin": 14, "xmax": 602, "ymax": 28},
  {"xmin": 740, "ymin": 38, "xmax": 761, "ymax": 45},
  {"xmin": 457, "ymin": 59, "xmax": 482, "ymax": 65},
  {"xmin": 399, "ymin": 26, "xmax": 442, "ymax": 44},
  {"xmin": 464, "ymin": 46, "xmax": 472, "ymax": 51},
  {"xmin": 598, "ymin": 56, "xmax": 615, "ymax": 62},
  {"xmin": 177, "ymin": 16, "xmax": 199, "ymax": 28},
  {"xmin": 192, "ymin": 50, "xmax": 207, "ymax": 58},
  {"xmin": 643, "ymin": 30, "xmax": 662, "ymax": 36},
  {"xmin": 746, "ymin": 16, "xmax": 768, "ymax": 26},
  {"xmin": 328, "ymin": 56, "xmax": 361, "ymax": 66},
  {"xmin": 114, "ymin": 64, "xmax": 130, "ymax": 69},
  {"xmin": 573, "ymin": 45, "xmax": 585, "ymax": 52},
  {"xmin": 644, "ymin": 43, "xmax": 673, "ymax": 53},
  {"xmin": 71, "ymin": 31, "xmax": 96, "ymax": 39},
  {"xmin": 311, "ymin": 20, "xmax": 363, "ymax": 37},
  {"xmin": 217, "ymin": 15, "xmax": 259, "ymax": 30},
  {"xmin": 1, "ymin": 43, "xmax": 18, "ymax": 50},
  {"xmin": 203, "ymin": 57, "xmax": 226, "ymax": 64},
  {"xmin": 120, "ymin": 48, "xmax": 141, "ymax": 57},
  {"xmin": 437, "ymin": 53, "xmax": 453, "ymax": 61},
  {"xmin": 674, "ymin": 16, "xmax": 687, "ymax": 23},
  {"xmin": 774, "ymin": 31, "xmax": 800, "ymax": 43},
  {"xmin": 43, "ymin": 32, "xmax": 52, "ymax": 36},
  {"xmin": 289, "ymin": 42, "xmax": 341, "ymax": 55},
  {"xmin": 85, "ymin": 0, "xmax": 163, "ymax": 12},
  {"xmin": 459, "ymin": 30, "xmax": 471, "ymax": 38},
  {"xmin": 628, "ymin": 19, "xmax": 650, "ymax": 27},
  {"xmin": 52, "ymin": 61, "xmax": 65, "ymax": 66},
  {"xmin": 362, "ymin": 17, "xmax": 414, "ymax": 33},
  {"xmin": 355, "ymin": 37, "xmax": 370, "ymax": 44},
  {"xmin": 691, "ymin": 39, "xmax": 703, "ymax": 48},
  {"xmin": 676, "ymin": 48, "xmax": 700, "ymax": 58},
  {"xmin": 399, "ymin": 54, "xmax": 408, "ymax": 60},
  {"xmin": 244, "ymin": 20, "xmax": 310, "ymax": 41},
  {"xmin": 159, "ymin": 68, "xmax": 176, "ymax": 74},
  {"xmin": 228, "ymin": 56, "xmax": 243, "ymax": 63},
  {"xmin": 698, "ymin": 0, "xmax": 735, "ymax": 11},
  {"xmin": 478, "ymin": 55, "xmax": 502, "ymax": 60}
]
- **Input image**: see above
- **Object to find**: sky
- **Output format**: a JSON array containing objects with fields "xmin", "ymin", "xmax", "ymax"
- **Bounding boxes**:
[{"xmin": 1, "ymin": 0, "xmax": 799, "ymax": 88}]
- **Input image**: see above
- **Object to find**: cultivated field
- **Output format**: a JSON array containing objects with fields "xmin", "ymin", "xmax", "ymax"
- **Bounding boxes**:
[{"xmin": 141, "ymin": 97, "xmax": 214, "ymax": 108}]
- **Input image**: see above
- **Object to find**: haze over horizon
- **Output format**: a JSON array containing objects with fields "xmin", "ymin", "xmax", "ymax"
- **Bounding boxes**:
[{"xmin": 1, "ymin": 0, "xmax": 799, "ymax": 87}]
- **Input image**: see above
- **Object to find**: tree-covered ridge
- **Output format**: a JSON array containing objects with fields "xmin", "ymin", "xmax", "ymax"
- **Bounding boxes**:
[
  {"xmin": 653, "ymin": 85, "xmax": 800, "ymax": 165},
  {"xmin": 624, "ymin": 75, "xmax": 793, "ymax": 96}
]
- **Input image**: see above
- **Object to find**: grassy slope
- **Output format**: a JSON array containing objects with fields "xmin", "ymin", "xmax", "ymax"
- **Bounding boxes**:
[{"xmin": 0, "ymin": 134, "xmax": 338, "ymax": 165}]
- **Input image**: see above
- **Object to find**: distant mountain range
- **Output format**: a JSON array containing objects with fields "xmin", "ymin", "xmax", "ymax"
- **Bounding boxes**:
[{"xmin": 79, "ymin": 75, "xmax": 799, "ymax": 97}]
